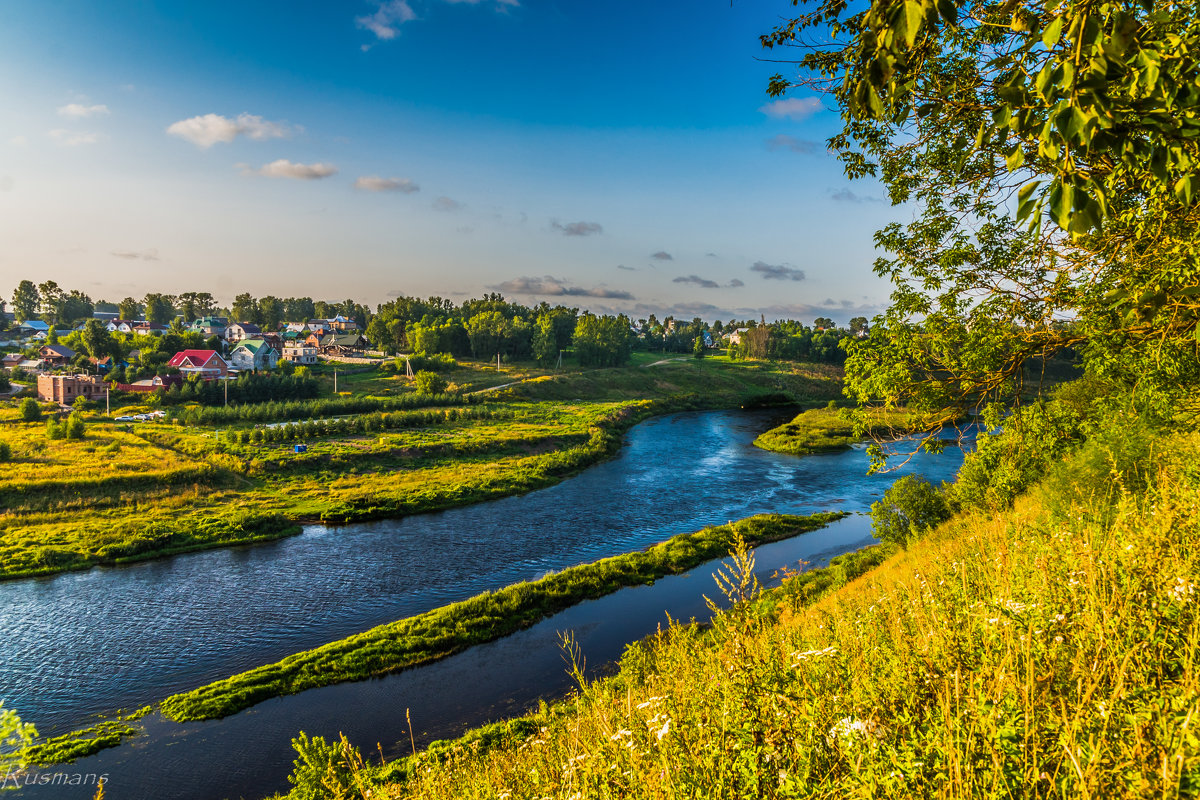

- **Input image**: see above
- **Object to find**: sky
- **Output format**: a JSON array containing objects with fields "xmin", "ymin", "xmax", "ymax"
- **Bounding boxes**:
[{"xmin": 0, "ymin": 0, "xmax": 902, "ymax": 325}]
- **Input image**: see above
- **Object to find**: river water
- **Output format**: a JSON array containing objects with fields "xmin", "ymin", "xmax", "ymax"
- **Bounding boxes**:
[{"xmin": 3, "ymin": 408, "xmax": 968, "ymax": 799}]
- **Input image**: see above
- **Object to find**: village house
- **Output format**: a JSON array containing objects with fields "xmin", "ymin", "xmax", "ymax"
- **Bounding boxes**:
[
  {"xmin": 2, "ymin": 353, "xmax": 24, "ymax": 371},
  {"xmin": 133, "ymin": 322, "xmax": 168, "ymax": 336},
  {"xmin": 188, "ymin": 316, "xmax": 228, "ymax": 336},
  {"xmin": 281, "ymin": 343, "xmax": 318, "ymax": 365},
  {"xmin": 14, "ymin": 320, "xmax": 50, "ymax": 339},
  {"xmin": 229, "ymin": 338, "xmax": 279, "ymax": 371},
  {"xmin": 39, "ymin": 344, "xmax": 77, "ymax": 368},
  {"xmin": 224, "ymin": 322, "xmax": 262, "ymax": 343},
  {"xmin": 166, "ymin": 349, "xmax": 229, "ymax": 380},
  {"xmin": 37, "ymin": 373, "xmax": 105, "ymax": 405},
  {"xmin": 318, "ymin": 332, "xmax": 368, "ymax": 357},
  {"xmin": 106, "ymin": 320, "xmax": 137, "ymax": 334}
]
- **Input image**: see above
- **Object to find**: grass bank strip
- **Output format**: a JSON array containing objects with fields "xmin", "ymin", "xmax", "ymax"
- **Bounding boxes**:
[
  {"xmin": 160, "ymin": 511, "xmax": 846, "ymax": 724},
  {"xmin": 25, "ymin": 707, "xmax": 150, "ymax": 767},
  {"xmin": 754, "ymin": 405, "xmax": 915, "ymax": 455}
]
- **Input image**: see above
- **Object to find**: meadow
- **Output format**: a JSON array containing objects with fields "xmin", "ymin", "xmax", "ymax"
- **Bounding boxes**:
[
  {"xmin": 0, "ymin": 357, "xmax": 841, "ymax": 580},
  {"xmin": 753, "ymin": 405, "xmax": 917, "ymax": 456}
]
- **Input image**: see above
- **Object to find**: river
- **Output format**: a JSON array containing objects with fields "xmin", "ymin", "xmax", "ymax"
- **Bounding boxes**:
[{"xmin": 3, "ymin": 408, "xmax": 968, "ymax": 798}]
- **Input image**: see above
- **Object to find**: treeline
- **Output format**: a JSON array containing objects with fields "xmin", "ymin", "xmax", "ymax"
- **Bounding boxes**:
[
  {"xmin": 158, "ymin": 374, "xmax": 320, "ymax": 406},
  {"xmin": 225, "ymin": 406, "xmax": 506, "ymax": 444},
  {"xmin": 180, "ymin": 392, "xmax": 473, "ymax": 426}
]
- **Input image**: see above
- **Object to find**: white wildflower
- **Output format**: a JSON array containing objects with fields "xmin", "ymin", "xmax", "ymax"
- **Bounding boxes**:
[{"xmin": 654, "ymin": 719, "xmax": 670, "ymax": 742}]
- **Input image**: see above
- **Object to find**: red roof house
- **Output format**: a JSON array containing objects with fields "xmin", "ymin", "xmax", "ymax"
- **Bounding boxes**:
[{"xmin": 167, "ymin": 349, "xmax": 229, "ymax": 379}]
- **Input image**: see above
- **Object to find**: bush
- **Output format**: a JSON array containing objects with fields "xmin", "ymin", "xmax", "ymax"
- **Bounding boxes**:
[
  {"xmin": 870, "ymin": 474, "xmax": 951, "ymax": 548},
  {"xmin": 45, "ymin": 418, "xmax": 64, "ymax": 440},
  {"xmin": 19, "ymin": 398, "xmax": 41, "ymax": 422},
  {"xmin": 0, "ymin": 442, "xmax": 11, "ymax": 461},
  {"xmin": 413, "ymin": 370, "xmax": 448, "ymax": 395},
  {"xmin": 66, "ymin": 413, "xmax": 86, "ymax": 440},
  {"xmin": 286, "ymin": 732, "xmax": 364, "ymax": 800},
  {"xmin": 0, "ymin": 373, "xmax": 9, "ymax": 393}
]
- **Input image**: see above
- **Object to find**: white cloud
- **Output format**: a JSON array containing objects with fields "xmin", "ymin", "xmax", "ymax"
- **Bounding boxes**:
[
  {"xmin": 9, "ymin": 136, "xmax": 28, "ymax": 146},
  {"xmin": 433, "ymin": 196, "xmax": 463, "ymax": 211},
  {"xmin": 758, "ymin": 97, "xmax": 824, "ymax": 121},
  {"xmin": 244, "ymin": 160, "xmax": 338, "ymax": 180},
  {"xmin": 355, "ymin": 176, "xmax": 420, "ymax": 193},
  {"xmin": 166, "ymin": 113, "xmax": 294, "ymax": 149},
  {"xmin": 57, "ymin": 103, "xmax": 110, "ymax": 118},
  {"xmin": 356, "ymin": 0, "xmax": 417, "ymax": 40},
  {"xmin": 48, "ymin": 129, "xmax": 103, "ymax": 146}
]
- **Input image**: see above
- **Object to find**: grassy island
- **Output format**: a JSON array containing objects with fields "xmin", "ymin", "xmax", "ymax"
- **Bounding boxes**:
[{"xmin": 753, "ymin": 405, "xmax": 916, "ymax": 456}]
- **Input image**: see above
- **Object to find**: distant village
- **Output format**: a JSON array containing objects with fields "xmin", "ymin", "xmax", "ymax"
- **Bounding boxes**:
[{"xmin": 0, "ymin": 304, "xmax": 369, "ymax": 407}]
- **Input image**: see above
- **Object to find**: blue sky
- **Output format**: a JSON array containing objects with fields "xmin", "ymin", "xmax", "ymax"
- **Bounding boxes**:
[{"xmin": 0, "ymin": 0, "xmax": 900, "ymax": 324}]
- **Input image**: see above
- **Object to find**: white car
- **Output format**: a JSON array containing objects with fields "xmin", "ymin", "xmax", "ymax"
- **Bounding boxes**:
[
  {"xmin": 133, "ymin": 414, "xmax": 151, "ymax": 422},
  {"xmin": 115, "ymin": 416, "xmax": 134, "ymax": 422}
]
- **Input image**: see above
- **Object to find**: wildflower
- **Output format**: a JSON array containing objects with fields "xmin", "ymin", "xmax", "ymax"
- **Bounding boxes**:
[
  {"xmin": 826, "ymin": 716, "xmax": 884, "ymax": 751},
  {"xmin": 790, "ymin": 646, "xmax": 838, "ymax": 665},
  {"xmin": 1170, "ymin": 577, "xmax": 1195, "ymax": 603},
  {"xmin": 654, "ymin": 719, "xmax": 671, "ymax": 742}
]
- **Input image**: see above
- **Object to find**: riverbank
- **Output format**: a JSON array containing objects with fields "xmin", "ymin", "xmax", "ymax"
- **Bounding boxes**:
[
  {"xmin": 341, "ymin": 432, "xmax": 1200, "ymax": 799},
  {"xmin": 0, "ymin": 358, "xmax": 843, "ymax": 581},
  {"xmin": 31, "ymin": 511, "xmax": 845, "ymax": 766}
]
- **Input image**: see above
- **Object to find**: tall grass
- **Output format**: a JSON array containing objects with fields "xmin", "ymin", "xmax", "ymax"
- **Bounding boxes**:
[{"xmin": 313, "ymin": 431, "xmax": 1200, "ymax": 799}]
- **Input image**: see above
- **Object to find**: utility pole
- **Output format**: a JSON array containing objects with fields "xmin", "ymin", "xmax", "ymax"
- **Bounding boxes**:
[
  {"xmin": 496, "ymin": 352, "xmax": 501, "ymax": 371},
  {"xmin": 106, "ymin": 387, "xmax": 110, "ymax": 416},
  {"xmin": 334, "ymin": 368, "xmax": 338, "ymax": 393},
  {"xmin": 555, "ymin": 350, "xmax": 562, "ymax": 371},
  {"xmin": 224, "ymin": 377, "xmax": 228, "ymax": 406}
]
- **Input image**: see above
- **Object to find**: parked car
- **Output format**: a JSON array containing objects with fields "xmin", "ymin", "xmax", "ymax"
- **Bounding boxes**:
[{"xmin": 114, "ymin": 415, "xmax": 134, "ymax": 422}]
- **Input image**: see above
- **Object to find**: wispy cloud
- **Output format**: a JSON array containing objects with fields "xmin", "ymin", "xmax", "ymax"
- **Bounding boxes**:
[
  {"xmin": 766, "ymin": 134, "xmax": 819, "ymax": 154},
  {"xmin": 111, "ymin": 248, "xmax": 160, "ymax": 261},
  {"xmin": 355, "ymin": 176, "xmax": 420, "ymax": 193},
  {"xmin": 167, "ymin": 113, "xmax": 294, "ymax": 149},
  {"xmin": 759, "ymin": 97, "xmax": 823, "ymax": 120},
  {"xmin": 673, "ymin": 275, "xmax": 744, "ymax": 289},
  {"xmin": 651, "ymin": 251, "xmax": 673, "ymax": 261},
  {"xmin": 493, "ymin": 276, "xmax": 634, "ymax": 300},
  {"xmin": 617, "ymin": 264, "xmax": 636, "ymax": 271},
  {"xmin": 831, "ymin": 188, "xmax": 884, "ymax": 203},
  {"xmin": 242, "ymin": 160, "xmax": 337, "ymax": 180},
  {"xmin": 433, "ymin": 195, "xmax": 463, "ymax": 211},
  {"xmin": 750, "ymin": 261, "xmax": 806, "ymax": 281},
  {"xmin": 57, "ymin": 103, "xmax": 109, "ymax": 119},
  {"xmin": 551, "ymin": 220, "xmax": 603, "ymax": 237},
  {"xmin": 48, "ymin": 129, "xmax": 103, "ymax": 146},
  {"xmin": 357, "ymin": 0, "xmax": 417, "ymax": 40}
]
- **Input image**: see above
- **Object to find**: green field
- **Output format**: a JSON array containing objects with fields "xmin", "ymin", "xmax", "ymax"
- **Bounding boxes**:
[{"xmin": 0, "ymin": 357, "xmax": 842, "ymax": 580}]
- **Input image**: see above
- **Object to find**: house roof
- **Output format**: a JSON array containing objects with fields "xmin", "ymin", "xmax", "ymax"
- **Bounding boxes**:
[
  {"xmin": 229, "ymin": 322, "xmax": 262, "ymax": 333},
  {"xmin": 40, "ymin": 344, "xmax": 76, "ymax": 359},
  {"xmin": 167, "ymin": 349, "xmax": 227, "ymax": 368},
  {"xmin": 20, "ymin": 320, "xmax": 50, "ymax": 331},
  {"xmin": 320, "ymin": 333, "xmax": 365, "ymax": 346},
  {"xmin": 234, "ymin": 338, "xmax": 274, "ymax": 354}
]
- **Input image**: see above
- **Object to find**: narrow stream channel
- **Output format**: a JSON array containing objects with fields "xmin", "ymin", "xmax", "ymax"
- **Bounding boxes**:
[{"xmin": 3, "ymin": 409, "xmax": 969, "ymax": 799}]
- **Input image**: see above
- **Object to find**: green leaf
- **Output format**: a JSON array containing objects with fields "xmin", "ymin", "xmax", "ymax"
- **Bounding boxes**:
[
  {"xmin": 1042, "ymin": 16, "xmax": 1064, "ymax": 49},
  {"xmin": 935, "ymin": 0, "xmax": 957, "ymax": 25},
  {"xmin": 903, "ymin": 0, "xmax": 925, "ymax": 47},
  {"xmin": 1006, "ymin": 146, "xmax": 1025, "ymax": 171}
]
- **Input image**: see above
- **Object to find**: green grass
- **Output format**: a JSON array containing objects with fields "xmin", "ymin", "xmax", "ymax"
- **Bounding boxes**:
[
  {"xmin": 158, "ymin": 512, "xmax": 845, "ymax": 724},
  {"xmin": 24, "ymin": 711, "xmax": 147, "ymax": 767},
  {"xmin": 0, "ymin": 358, "xmax": 843, "ymax": 580},
  {"xmin": 754, "ymin": 405, "xmax": 916, "ymax": 455},
  {"xmin": 329, "ymin": 431, "xmax": 1200, "ymax": 799}
]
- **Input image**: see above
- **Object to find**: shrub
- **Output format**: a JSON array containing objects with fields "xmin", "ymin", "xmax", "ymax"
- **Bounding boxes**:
[
  {"xmin": 45, "ymin": 418, "xmax": 64, "ymax": 440},
  {"xmin": 870, "ymin": 474, "xmax": 951, "ymax": 548},
  {"xmin": 0, "ymin": 373, "xmax": 9, "ymax": 393},
  {"xmin": 413, "ymin": 370, "xmax": 448, "ymax": 395},
  {"xmin": 0, "ymin": 442, "xmax": 10, "ymax": 461},
  {"xmin": 19, "ymin": 398, "xmax": 41, "ymax": 422},
  {"xmin": 66, "ymin": 413, "xmax": 86, "ymax": 440},
  {"xmin": 286, "ymin": 732, "xmax": 364, "ymax": 800}
]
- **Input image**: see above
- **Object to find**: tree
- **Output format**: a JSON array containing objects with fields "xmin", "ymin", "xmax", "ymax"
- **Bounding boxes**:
[
  {"xmin": 37, "ymin": 280, "xmax": 63, "ymax": 323},
  {"xmin": 46, "ymin": 326, "xmax": 58, "ymax": 345},
  {"xmin": 143, "ymin": 293, "xmax": 176, "ymax": 326},
  {"xmin": 813, "ymin": 317, "xmax": 835, "ymax": 331},
  {"xmin": 532, "ymin": 314, "xmax": 558, "ymax": 366},
  {"xmin": 11, "ymin": 280, "xmax": 38, "ymax": 321},
  {"xmin": 693, "ymin": 335, "xmax": 705, "ymax": 359},
  {"xmin": 574, "ymin": 313, "xmax": 633, "ymax": 367},
  {"xmin": 0, "ymin": 703, "xmax": 37, "ymax": 775},
  {"xmin": 413, "ymin": 370, "xmax": 448, "ymax": 395},
  {"xmin": 19, "ymin": 398, "xmax": 41, "ymax": 422},
  {"xmin": 177, "ymin": 291, "xmax": 216, "ymax": 322},
  {"xmin": 118, "ymin": 297, "xmax": 142, "ymax": 321},
  {"xmin": 763, "ymin": 0, "xmax": 1200, "ymax": 434},
  {"xmin": 232, "ymin": 293, "xmax": 261, "ymax": 325},
  {"xmin": 259, "ymin": 296, "xmax": 284, "ymax": 332},
  {"xmin": 870, "ymin": 475, "xmax": 951, "ymax": 549},
  {"xmin": 849, "ymin": 317, "xmax": 869, "ymax": 337}
]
